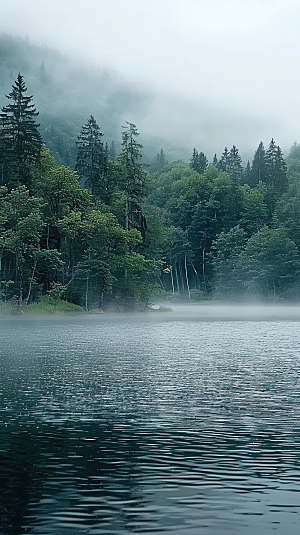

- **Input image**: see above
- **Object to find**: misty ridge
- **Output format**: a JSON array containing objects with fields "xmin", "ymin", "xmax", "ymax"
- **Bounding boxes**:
[
  {"xmin": 1, "ymin": 33, "xmax": 300, "ymax": 313},
  {"xmin": 0, "ymin": 33, "xmax": 190, "ymax": 168},
  {"xmin": 0, "ymin": 33, "xmax": 273, "ymax": 167}
]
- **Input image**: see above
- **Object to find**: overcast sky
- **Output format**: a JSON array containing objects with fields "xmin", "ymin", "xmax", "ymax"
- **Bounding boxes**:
[{"xmin": 1, "ymin": 0, "xmax": 300, "ymax": 158}]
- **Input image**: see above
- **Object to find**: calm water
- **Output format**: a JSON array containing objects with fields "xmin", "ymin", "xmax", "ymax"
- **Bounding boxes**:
[{"xmin": 1, "ymin": 307, "xmax": 300, "ymax": 535}]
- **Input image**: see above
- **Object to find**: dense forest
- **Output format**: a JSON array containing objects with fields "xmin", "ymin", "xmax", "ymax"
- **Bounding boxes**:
[{"xmin": 1, "ymin": 39, "xmax": 300, "ymax": 310}]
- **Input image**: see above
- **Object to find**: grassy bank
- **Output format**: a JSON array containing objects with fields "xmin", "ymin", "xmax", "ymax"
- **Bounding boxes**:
[
  {"xmin": 25, "ymin": 296, "xmax": 85, "ymax": 314},
  {"xmin": 0, "ymin": 296, "xmax": 85, "ymax": 315}
]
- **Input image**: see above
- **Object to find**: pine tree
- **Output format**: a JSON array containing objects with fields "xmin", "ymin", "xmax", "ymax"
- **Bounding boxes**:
[
  {"xmin": 118, "ymin": 122, "xmax": 147, "ymax": 232},
  {"xmin": 217, "ymin": 147, "xmax": 230, "ymax": 172},
  {"xmin": 0, "ymin": 73, "xmax": 42, "ymax": 189},
  {"xmin": 39, "ymin": 61, "xmax": 47, "ymax": 85},
  {"xmin": 190, "ymin": 148, "xmax": 208, "ymax": 174},
  {"xmin": 273, "ymin": 146, "xmax": 288, "ymax": 194},
  {"xmin": 109, "ymin": 140, "xmax": 116, "ymax": 162},
  {"xmin": 212, "ymin": 154, "xmax": 218, "ymax": 166},
  {"xmin": 75, "ymin": 115, "xmax": 107, "ymax": 198},
  {"xmin": 190, "ymin": 148, "xmax": 198, "ymax": 171},
  {"xmin": 265, "ymin": 138, "xmax": 277, "ymax": 183},
  {"xmin": 251, "ymin": 141, "xmax": 267, "ymax": 186},
  {"xmin": 265, "ymin": 139, "xmax": 288, "ymax": 194},
  {"xmin": 157, "ymin": 148, "xmax": 167, "ymax": 171},
  {"xmin": 227, "ymin": 145, "xmax": 243, "ymax": 181},
  {"xmin": 198, "ymin": 152, "xmax": 208, "ymax": 174},
  {"xmin": 243, "ymin": 160, "xmax": 252, "ymax": 185}
]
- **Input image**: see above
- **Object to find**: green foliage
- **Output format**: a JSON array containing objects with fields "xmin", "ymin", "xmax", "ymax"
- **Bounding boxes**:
[
  {"xmin": 239, "ymin": 185, "xmax": 267, "ymax": 235},
  {"xmin": 26, "ymin": 295, "xmax": 84, "ymax": 314},
  {"xmin": 265, "ymin": 138, "xmax": 288, "ymax": 194},
  {"xmin": 0, "ymin": 73, "xmax": 42, "ymax": 190},
  {"xmin": 238, "ymin": 227, "xmax": 300, "ymax": 299},
  {"xmin": 190, "ymin": 148, "xmax": 208, "ymax": 174},
  {"xmin": 0, "ymin": 53, "xmax": 299, "ymax": 306},
  {"xmin": 211, "ymin": 226, "xmax": 247, "ymax": 298},
  {"xmin": 249, "ymin": 141, "xmax": 267, "ymax": 186},
  {"xmin": 75, "ymin": 115, "xmax": 110, "ymax": 200}
]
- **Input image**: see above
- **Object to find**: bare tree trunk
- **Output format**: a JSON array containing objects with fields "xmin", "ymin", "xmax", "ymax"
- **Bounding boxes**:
[
  {"xmin": 170, "ymin": 266, "xmax": 175, "ymax": 293},
  {"xmin": 202, "ymin": 247, "xmax": 207, "ymax": 295},
  {"xmin": 25, "ymin": 256, "xmax": 37, "ymax": 305},
  {"xmin": 85, "ymin": 271, "xmax": 89, "ymax": 311},
  {"xmin": 179, "ymin": 263, "xmax": 185, "ymax": 295},
  {"xmin": 184, "ymin": 254, "xmax": 191, "ymax": 301},
  {"xmin": 16, "ymin": 254, "xmax": 23, "ymax": 309},
  {"xmin": 175, "ymin": 263, "xmax": 180, "ymax": 293}
]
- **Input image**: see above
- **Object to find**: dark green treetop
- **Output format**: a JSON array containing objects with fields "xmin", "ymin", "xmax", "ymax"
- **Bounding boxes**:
[
  {"xmin": 0, "ymin": 73, "xmax": 42, "ymax": 189},
  {"xmin": 75, "ymin": 115, "xmax": 109, "ymax": 200},
  {"xmin": 217, "ymin": 147, "xmax": 230, "ymax": 173},
  {"xmin": 227, "ymin": 145, "xmax": 243, "ymax": 181},
  {"xmin": 190, "ymin": 148, "xmax": 208, "ymax": 174},
  {"xmin": 265, "ymin": 138, "xmax": 288, "ymax": 194},
  {"xmin": 212, "ymin": 153, "xmax": 218, "ymax": 166},
  {"xmin": 250, "ymin": 141, "xmax": 267, "ymax": 186},
  {"xmin": 117, "ymin": 122, "xmax": 148, "ymax": 233}
]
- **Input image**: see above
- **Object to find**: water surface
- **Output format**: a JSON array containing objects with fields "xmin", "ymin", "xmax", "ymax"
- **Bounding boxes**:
[{"xmin": 1, "ymin": 307, "xmax": 300, "ymax": 534}]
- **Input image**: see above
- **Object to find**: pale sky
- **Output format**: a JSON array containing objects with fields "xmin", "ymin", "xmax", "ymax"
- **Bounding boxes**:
[{"xmin": 1, "ymin": 0, "xmax": 300, "ymax": 158}]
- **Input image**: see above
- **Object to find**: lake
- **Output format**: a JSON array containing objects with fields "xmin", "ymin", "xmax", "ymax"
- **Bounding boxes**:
[{"xmin": 1, "ymin": 306, "xmax": 300, "ymax": 534}]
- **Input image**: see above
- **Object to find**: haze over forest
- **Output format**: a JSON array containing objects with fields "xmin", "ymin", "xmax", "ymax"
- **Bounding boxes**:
[
  {"xmin": 1, "ymin": 2, "xmax": 300, "ymax": 311},
  {"xmin": 1, "ymin": 0, "xmax": 300, "ymax": 160}
]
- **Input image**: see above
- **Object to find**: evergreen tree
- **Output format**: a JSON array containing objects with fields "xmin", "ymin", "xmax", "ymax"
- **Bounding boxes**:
[
  {"xmin": 250, "ymin": 141, "xmax": 267, "ymax": 186},
  {"xmin": 117, "ymin": 122, "xmax": 147, "ymax": 232},
  {"xmin": 0, "ymin": 73, "xmax": 42, "ymax": 190},
  {"xmin": 273, "ymin": 146, "xmax": 288, "ymax": 194},
  {"xmin": 109, "ymin": 140, "xmax": 116, "ymax": 162},
  {"xmin": 198, "ymin": 151, "xmax": 208, "ymax": 174},
  {"xmin": 39, "ymin": 61, "xmax": 47, "ymax": 85},
  {"xmin": 75, "ymin": 115, "xmax": 108, "ymax": 199},
  {"xmin": 190, "ymin": 148, "xmax": 198, "ymax": 171},
  {"xmin": 265, "ymin": 138, "xmax": 288, "ymax": 194},
  {"xmin": 265, "ymin": 138, "xmax": 277, "ymax": 186},
  {"xmin": 156, "ymin": 148, "xmax": 167, "ymax": 171},
  {"xmin": 244, "ymin": 160, "xmax": 252, "ymax": 185},
  {"xmin": 227, "ymin": 145, "xmax": 243, "ymax": 181},
  {"xmin": 190, "ymin": 148, "xmax": 208, "ymax": 174},
  {"xmin": 212, "ymin": 154, "xmax": 218, "ymax": 166},
  {"xmin": 217, "ymin": 147, "xmax": 230, "ymax": 172}
]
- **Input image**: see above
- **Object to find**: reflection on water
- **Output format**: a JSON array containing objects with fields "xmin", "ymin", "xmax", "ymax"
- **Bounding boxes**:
[{"xmin": 1, "ymin": 308, "xmax": 300, "ymax": 534}]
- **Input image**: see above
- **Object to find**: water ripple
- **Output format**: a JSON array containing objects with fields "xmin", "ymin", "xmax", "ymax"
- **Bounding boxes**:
[{"xmin": 1, "ymin": 315, "xmax": 300, "ymax": 534}]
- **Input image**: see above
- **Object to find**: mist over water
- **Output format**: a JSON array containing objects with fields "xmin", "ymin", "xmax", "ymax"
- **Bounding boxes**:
[
  {"xmin": 1, "ymin": 311, "xmax": 300, "ymax": 534},
  {"xmin": 163, "ymin": 304, "xmax": 300, "ymax": 321}
]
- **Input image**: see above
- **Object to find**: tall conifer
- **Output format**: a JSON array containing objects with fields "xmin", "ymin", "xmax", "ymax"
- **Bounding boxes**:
[
  {"xmin": 190, "ymin": 148, "xmax": 208, "ymax": 174},
  {"xmin": 265, "ymin": 138, "xmax": 288, "ymax": 194},
  {"xmin": 0, "ymin": 73, "xmax": 42, "ymax": 189},
  {"xmin": 228, "ymin": 145, "xmax": 243, "ymax": 181},
  {"xmin": 118, "ymin": 122, "xmax": 147, "ymax": 232},
  {"xmin": 75, "ymin": 115, "xmax": 107, "ymax": 198},
  {"xmin": 217, "ymin": 147, "xmax": 230, "ymax": 172},
  {"xmin": 250, "ymin": 141, "xmax": 267, "ymax": 186}
]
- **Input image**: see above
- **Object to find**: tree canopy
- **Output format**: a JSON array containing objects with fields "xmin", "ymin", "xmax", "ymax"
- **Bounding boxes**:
[{"xmin": 0, "ymin": 73, "xmax": 299, "ymax": 311}]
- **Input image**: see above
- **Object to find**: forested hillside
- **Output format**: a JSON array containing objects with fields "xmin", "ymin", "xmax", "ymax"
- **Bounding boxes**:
[
  {"xmin": 0, "ymin": 39, "xmax": 300, "ymax": 310},
  {"xmin": 0, "ymin": 34, "xmax": 182, "ymax": 170}
]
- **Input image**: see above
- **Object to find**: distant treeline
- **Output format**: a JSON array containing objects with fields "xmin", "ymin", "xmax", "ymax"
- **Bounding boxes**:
[
  {"xmin": 0, "ymin": 33, "xmax": 185, "ymax": 170},
  {"xmin": 0, "ymin": 72, "xmax": 300, "ymax": 310}
]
